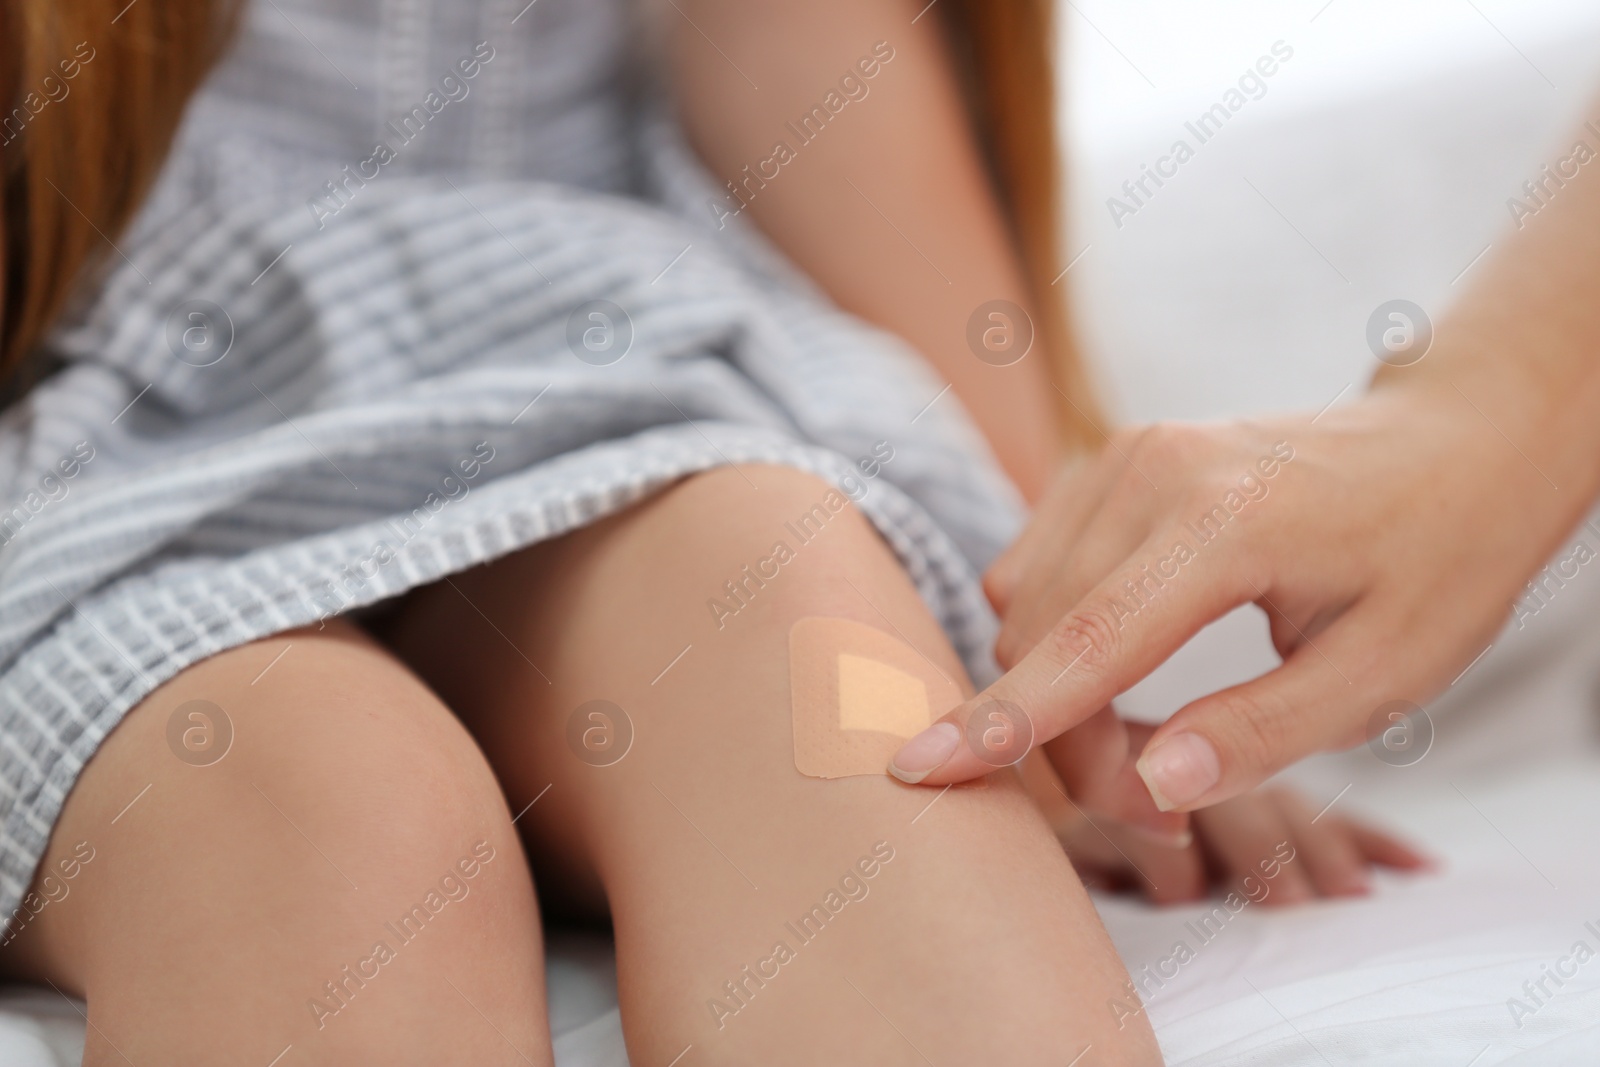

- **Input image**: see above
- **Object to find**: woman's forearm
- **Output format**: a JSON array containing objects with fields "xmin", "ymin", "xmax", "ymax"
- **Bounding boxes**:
[
  {"xmin": 666, "ymin": 0, "xmax": 1065, "ymax": 500},
  {"xmin": 1373, "ymin": 101, "xmax": 1600, "ymax": 508}
]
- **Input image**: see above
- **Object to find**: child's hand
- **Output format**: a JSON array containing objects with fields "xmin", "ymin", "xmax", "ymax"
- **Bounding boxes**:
[{"xmin": 1022, "ymin": 748, "xmax": 1432, "ymax": 906}]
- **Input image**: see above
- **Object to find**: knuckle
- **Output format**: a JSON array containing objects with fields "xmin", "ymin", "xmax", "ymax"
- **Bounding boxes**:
[
  {"xmin": 1181, "ymin": 465, "xmax": 1252, "ymax": 519},
  {"xmin": 993, "ymin": 621, "xmax": 1026, "ymax": 671},
  {"xmin": 1108, "ymin": 425, "xmax": 1146, "ymax": 457},
  {"xmin": 1131, "ymin": 420, "xmax": 1204, "ymax": 472},
  {"xmin": 1043, "ymin": 600, "xmax": 1124, "ymax": 682},
  {"xmin": 1208, "ymin": 686, "xmax": 1293, "ymax": 775},
  {"xmin": 982, "ymin": 566, "xmax": 1015, "ymax": 617}
]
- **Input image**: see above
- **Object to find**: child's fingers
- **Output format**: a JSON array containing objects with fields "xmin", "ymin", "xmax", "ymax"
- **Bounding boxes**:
[
  {"xmin": 1042, "ymin": 773, "xmax": 1206, "ymax": 903},
  {"xmin": 1273, "ymin": 788, "xmax": 1372, "ymax": 897},
  {"xmin": 1339, "ymin": 816, "xmax": 1435, "ymax": 871},
  {"xmin": 1115, "ymin": 829, "xmax": 1207, "ymax": 906},
  {"xmin": 1075, "ymin": 812, "xmax": 1203, "ymax": 908},
  {"xmin": 1043, "ymin": 711, "xmax": 1191, "ymax": 845},
  {"xmin": 1193, "ymin": 794, "xmax": 1315, "ymax": 906}
]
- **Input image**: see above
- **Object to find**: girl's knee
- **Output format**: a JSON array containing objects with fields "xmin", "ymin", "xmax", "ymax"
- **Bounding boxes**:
[
  {"xmin": 635, "ymin": 464, "xmax": 946, "ymax": 652},
  {"xmin": 22, "ymin": 623, "xmax": 534, "ymax": 984},
  {"xmin": 24, "ymin": 626, "xmax": 549, "ymax": 1064}
]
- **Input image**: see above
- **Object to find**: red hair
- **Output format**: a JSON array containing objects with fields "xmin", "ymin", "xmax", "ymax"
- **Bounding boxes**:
[{"xmin": 0, "ymin": 0, "xmax": 238, "ymax": 386}]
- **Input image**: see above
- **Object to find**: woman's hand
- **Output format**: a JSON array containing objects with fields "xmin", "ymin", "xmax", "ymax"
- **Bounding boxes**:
[
  {"xmin": 883, "ymin": 102, "xmax": 1600, "ymax": 815},
  {"xmin": 889, "ymin": 378, "xmax": 1600, "ymax": 809}
]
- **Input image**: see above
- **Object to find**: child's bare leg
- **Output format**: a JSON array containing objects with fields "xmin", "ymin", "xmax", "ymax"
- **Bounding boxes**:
[
  {"xmin": 0, "ymin": 622, "xmax": 552, "ymax": 1066},
  {"xmin": 385, "ymin": 466, "xmax": 1161, "ymax": 1066}
]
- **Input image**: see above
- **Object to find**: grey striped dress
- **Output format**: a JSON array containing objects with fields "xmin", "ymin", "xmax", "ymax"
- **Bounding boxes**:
[{"xmin": 0, "ymin": 0, "xmax": 1023, "ymax": 921}]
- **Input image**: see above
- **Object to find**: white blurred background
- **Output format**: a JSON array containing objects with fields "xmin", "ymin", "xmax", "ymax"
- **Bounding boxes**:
[
  {"xmin": 1061, "ymin": 0, "xmax": 1600, "ymax": 726},
  {"xmin": 1061, "ymin": 0, "xmax": 1600, "ymax": 423}
]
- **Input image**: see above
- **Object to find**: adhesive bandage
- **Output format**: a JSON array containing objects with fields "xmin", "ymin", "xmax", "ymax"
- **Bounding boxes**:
[{"xmin": 789, "ymin": 617, "xmax": 963, "ymax": 779}]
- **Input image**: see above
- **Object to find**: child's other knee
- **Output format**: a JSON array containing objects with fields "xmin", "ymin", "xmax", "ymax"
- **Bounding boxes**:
[
  {"xmin": 57, "ymin": 625, "xmax": 528, "ymax": 963},
  {"xmin": 25, "ymin": 626, "xmax": 548, "ymax": 1064}
]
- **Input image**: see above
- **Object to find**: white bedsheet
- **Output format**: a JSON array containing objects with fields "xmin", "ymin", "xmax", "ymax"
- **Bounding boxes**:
[
  {"xmin": 7, "ymin": 2, "xmax": 1600, "ymax": 1063},
  {"xmin": 1101, "ymin": 757, "xmax": 1600, "ymax": 1065}
]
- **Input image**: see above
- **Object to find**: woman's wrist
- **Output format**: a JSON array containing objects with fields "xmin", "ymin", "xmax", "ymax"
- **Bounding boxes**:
[
  {"xmin": 1371, "ymin": 336, "xmax": 1600, "ymax": 513},
  {"xmin": 1369, "ymin": 100, "xmax": 1600, "ymax": 507}
]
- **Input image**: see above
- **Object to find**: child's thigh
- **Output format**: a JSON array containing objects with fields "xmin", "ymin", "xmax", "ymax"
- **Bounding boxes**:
[
  {"xmin": 0, "ymin": 621, "xmax": 552, "ymax": 1067},
  {"xmin": 385, "ymin": 465, "xmax": 1161, "ymax": 1067}
]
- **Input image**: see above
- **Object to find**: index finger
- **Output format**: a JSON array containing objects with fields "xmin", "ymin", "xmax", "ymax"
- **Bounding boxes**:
[{"xmin": 888, "ymin": 530, "xmax": 1253, "ymax": 786}]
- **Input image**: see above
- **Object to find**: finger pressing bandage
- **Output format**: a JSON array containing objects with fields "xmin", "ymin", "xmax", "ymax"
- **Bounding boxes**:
[{"xmin": 790, "ymin": 617, "xmax": 963, "ymax": 779}]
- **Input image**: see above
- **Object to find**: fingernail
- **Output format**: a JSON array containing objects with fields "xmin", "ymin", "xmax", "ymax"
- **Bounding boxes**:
[
  {"xmin": 889, "ymin": 722, "xmax": 961, "ymax": 784},
  {"xmin": 1136, "ymin": 733, "xmax": 1220, "ymax": 811},
  {"xmin": 1343, "ymin": 873, "xmax": 1373, "ymax": 896},
  {"xmin": 1126, "ymin": 825, "xmax": 1194, "ymax": 850}
]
